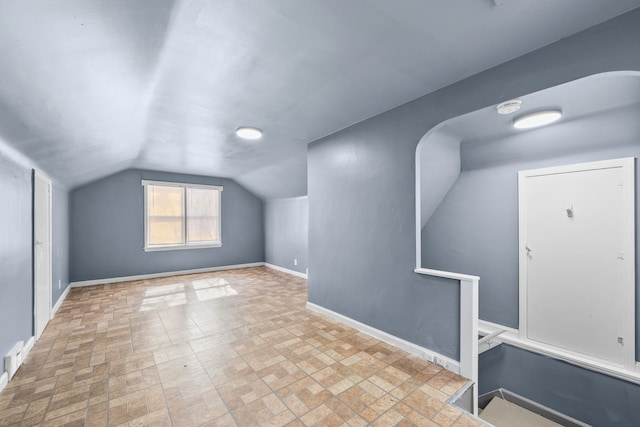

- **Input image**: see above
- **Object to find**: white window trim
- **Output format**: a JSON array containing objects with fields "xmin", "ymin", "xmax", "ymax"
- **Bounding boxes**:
[{"xmin": 142, "ymin": 180, "xmax": 223, "ymax": 251}]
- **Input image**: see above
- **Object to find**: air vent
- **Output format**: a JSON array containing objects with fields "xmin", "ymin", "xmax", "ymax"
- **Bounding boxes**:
[{"xmin": 5, "ymin": 341, "xmax": 24, "ymax": 379}]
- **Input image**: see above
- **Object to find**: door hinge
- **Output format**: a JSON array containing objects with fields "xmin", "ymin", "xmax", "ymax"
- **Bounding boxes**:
[{"xmin": 618, "ymin": 337, "xmax": 624, "ymax": 345}]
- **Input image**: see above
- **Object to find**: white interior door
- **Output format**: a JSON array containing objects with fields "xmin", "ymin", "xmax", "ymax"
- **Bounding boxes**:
[
  {"xmin": 34, "ymin": 170, "xmax": 52, "ymax": 340},
  {"xmin": 519, "ymin": 158, "xmax": 635, "ymax": 368}
]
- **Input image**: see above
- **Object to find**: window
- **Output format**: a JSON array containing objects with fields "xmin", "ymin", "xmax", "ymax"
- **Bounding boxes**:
[{"xmin": 142, "ymin": 180, "xmax": 222, "ymax": 251}]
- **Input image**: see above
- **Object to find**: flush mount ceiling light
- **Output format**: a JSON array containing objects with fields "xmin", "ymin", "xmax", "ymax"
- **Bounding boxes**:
[
  {"xmin": 496, "ymin": 99, "xmax": 522, "ymax": 115},
  {"xmin": 513, "ymin": 110, "xmax": 562, "ymax": 129},
  {"xmin": 235, "ymin": 126, "xmax": 263, "ymax": 140}
]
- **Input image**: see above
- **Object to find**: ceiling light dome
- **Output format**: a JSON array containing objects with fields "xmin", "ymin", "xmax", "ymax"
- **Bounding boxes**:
[
  {"xmin": 513, "ymin": 110, "xmax": 562, "ymax": 129},
  {"xmin": 236, "ymin": 126, "xmax": 263, "ymax": 139}
]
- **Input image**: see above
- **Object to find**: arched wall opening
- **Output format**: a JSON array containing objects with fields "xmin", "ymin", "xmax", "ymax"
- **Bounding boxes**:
[{"xmin": 416, "ymin": 71, "xmax": 640, "ymax": 342}]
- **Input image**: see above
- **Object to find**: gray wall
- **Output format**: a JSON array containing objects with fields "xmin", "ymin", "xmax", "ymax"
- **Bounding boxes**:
[
  {"xmin": 479, "ymin": 344, "xmax": 640, "ymax": 426},
  {"xmin": 0, "ymin": 146, "xmax": 70, "ymax": 357},
  {"xmin": 422, "ymin": 105, "xmax": 640, "ymax": 330},
  {"xmin": 419, "ymin": 129, "xmax": 461, "ymax": 227},
  {"xmin": 70, "ymin": 169, "xmax": 264, "ymax": 282},
  {"xmin": 265, "ymin": 196, "xmax": 308, "ymax": 275},
  {"xmin": 0, "ymin": 151, "xmax": 34, "ymax": 357},
  {"xmin": 308, "ymin": 9, "xmax": 640, "ymax": 362}
]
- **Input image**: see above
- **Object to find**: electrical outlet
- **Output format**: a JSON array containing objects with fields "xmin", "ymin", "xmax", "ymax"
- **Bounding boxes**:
[
  {"xmin": 434, "ymin": 357, "xmax": 449, "ymax": 369},
  {"xmin": 294, "ymin": 258, "xmax": 297, "ymax": 266}
]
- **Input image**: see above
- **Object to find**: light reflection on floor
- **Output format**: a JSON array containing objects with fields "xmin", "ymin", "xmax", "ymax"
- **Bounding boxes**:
[{"xmin": 140, "ymin": 278, "xmax": 238, "ymax": 311}]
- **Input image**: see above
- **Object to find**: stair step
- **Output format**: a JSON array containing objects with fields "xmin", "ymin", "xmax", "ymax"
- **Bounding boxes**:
[{"xmin": 480, "ymin": 397, "xmax": 563, "ymax": 427}]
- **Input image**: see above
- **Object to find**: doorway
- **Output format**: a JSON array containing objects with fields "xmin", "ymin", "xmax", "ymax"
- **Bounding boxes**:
[
  {"xmin": 34, "ymin": 170, "xmax": 52, "ymax": 340},
  {"xmin": 518, "ymin": 158, "xmax": 635, "ymax": 368}
]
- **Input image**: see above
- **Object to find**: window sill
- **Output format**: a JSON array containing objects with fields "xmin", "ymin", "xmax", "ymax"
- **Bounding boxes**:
[{"xmin": 144, "ymin": 243, "xmax": 222, "ymax": 252}]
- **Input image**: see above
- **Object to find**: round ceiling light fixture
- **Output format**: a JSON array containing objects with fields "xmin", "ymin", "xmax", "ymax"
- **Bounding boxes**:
[
  {"xmin": 496, "ymin": 99, "xmax": 522, "ymax": 115},
  {"xmin": 513, "ymin": 110, "xmax": 562, "ymax": 129},
  {"xmin": 236, "ymin": 126, "xmax": 263, "ymax": 140}
]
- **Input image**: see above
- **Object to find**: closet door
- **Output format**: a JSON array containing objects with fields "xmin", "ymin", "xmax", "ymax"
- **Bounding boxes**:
[{"xmin": 519, "ymin": 158, "xmax": 635, "ymax": 368}]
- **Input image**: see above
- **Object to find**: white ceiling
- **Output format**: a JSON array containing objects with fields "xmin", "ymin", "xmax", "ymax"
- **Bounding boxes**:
[{"xmin": 1, "ymin": 0, "xmax": 639, "ymax": 199}]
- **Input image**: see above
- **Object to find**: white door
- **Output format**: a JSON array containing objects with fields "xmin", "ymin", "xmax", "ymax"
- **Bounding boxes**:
[
  {"xmin": 34, "ymin": 171, "xmax": 52, "ymax": 340},
  {"xmin": 519, "ymin": 158, "xmax": 635, "ymax": 368}
]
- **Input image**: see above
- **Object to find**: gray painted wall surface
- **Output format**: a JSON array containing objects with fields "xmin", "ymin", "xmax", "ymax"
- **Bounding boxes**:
[
  {"xmin": 0, "ymin": 148, "xmax": 70, "ymax": 357},
  {"xmin": 479, "ymin": 344, "xmax": 640, "ymax": 426},
  {"xmin": 70, "ymin": 169, "xmax": 264, "ymax": 282},
  {"xmin": 419, "ymin": 130, "xmax": 461, "ymax": 227},
  {"xmin": 308, "ymin": 9, "xmax": 640, "ymax": 363},
  {"xmin": 422, "ymin": 106, "xmax": 640, "ymax": 331},
  {"xmin": 265, "ymin": 196, "xmax": 308, "ymax": 274},
  {"xmin": 0, "ymin": 152, "xmax": 34, "ymax": 357}
]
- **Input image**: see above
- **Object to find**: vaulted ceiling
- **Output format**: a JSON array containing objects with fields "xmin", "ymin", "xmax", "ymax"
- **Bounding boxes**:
[{"xmin": 1, "ymin": 0, "xmax": 639, "ymax": 199}]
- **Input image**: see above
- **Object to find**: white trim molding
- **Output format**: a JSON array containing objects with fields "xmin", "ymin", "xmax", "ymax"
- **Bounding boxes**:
[
  {"xmin": 0, "ymin": 336, "xmax": 35, "ymax": 395},
  {"xmin": 0, "ymin": 371, "xmax": 7, "ymax": 394},
  {"xmin": 142, "ymin": 180, "xmax": 223, "ymax": 251},
  {"xmin": 24, "ymin": 337, "xmax": 35, "ymax": 358},
  {"xmin": 70, "ymin": 262, "xmax": 264, "ymax": 287},
  {"xmin": 52, "ymin": 285, "xmax": 71, "ymax": 316},
  {"xmin": 306, "ymin": 302, "xmax": 460, "ymax": 374},
  {"xmin": 33, "ymin": 169, "xmax": 53, "ymax": 342},
  {"xmin": 479, "ymin": 320, "xmax": 640, "ymax": 385},
  {"xmin": 264, "ymin": 263, "xmax": 308, "ymax": 279}
]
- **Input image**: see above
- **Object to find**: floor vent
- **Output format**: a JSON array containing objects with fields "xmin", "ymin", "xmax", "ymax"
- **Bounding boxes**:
[{"xmin": 5, "ymin": 341, "xmax": 24, "ymax": 379}]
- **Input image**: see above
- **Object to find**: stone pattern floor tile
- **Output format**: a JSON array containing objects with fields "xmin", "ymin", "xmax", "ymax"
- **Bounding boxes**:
[{"xmin": 0, "ymin": 267, "xmax": 484, "ymax": 426}]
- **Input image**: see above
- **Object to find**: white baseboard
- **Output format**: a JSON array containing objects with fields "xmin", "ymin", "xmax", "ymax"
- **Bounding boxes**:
[
  {"xmin": 51, "ymin": 285, "xmax": 71, "ymax": 317},
  {"xmin": 24, "ymin": 337, "xmax": 35, "ymax": 358},
  {"xmin": 0, "ymin": 336, "xmax": 34, "ymax": 395},
  {"xmin": 306, "ymin": 302, "xmax": 460, "ymax": 374},
  {"xmin": 69, "ymin": 262, "xmax": 264, "ymax": 288},
  {"xmin": 264, "ymin": 263, "xmax": 308, "ymax": 279},
  {"xmin": 0, "ymin": 371, "xmax": 7, "ymax": 394}
]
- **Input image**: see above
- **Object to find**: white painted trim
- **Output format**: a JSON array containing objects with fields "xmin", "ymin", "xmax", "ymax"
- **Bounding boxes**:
[
  {"xmin": 478, "ymin": 319, "xmax": 518, "ymax": 335},
  {"xmin": 23, "ymin": 337, "xmax": 35, "ymax": 358},
  {"xmin": 0, "ymin": 372, "xmax": 7, "ymax": 394},
  {"xmin": 306, "ymin": 302, "xmax": 460, "ymax": 374},
  {"xmin": 33, "ymin": 170, "xmax": 53, "ymax": 341},
  {"xmin": 479, "ymin": 320, "xmax": 640, "ymax": 385},
  {"xmin": 518, "ymin": 157, "xmax": 636, "ymax": 371},
  {"xmin": 142, "ymin": 180, "xmax": 223, "ymax": 251},
  {"xmin": 51, "ymin": 285, "xmax": 71, "ymax": 317},
  {"xmin": 264, "ymin": 263, "xmax": 308, "ymax": 279},
  {"xmin": 415, "ymin": 140, "xmax": 423, "ymax": 269},
  {"xmin": 0, "ymin": 336, "xmax": 35, "ymax": 394},
  {"xmin": 143, "ymin": 242, "xmax": 222, "ymax": 252},
  {"xmin": 459, "ymin": 278, "xmax": 479, "ymax": 415},
  {"xmin": 70, "ymin": 262, "xmax": 264, "ymax": 287},
  {"xmin": 141, "ymin": 179, "xmax": 223, "ymax": 191},
  {"xmin": 414, "ymin": 268, "xmax": 479, "ymax": 282}
]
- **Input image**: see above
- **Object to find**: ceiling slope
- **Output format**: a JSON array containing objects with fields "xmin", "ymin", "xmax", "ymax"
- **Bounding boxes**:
[{"xmin": 1, "ymin": 0, "xmax": 639, "ymax": 198}]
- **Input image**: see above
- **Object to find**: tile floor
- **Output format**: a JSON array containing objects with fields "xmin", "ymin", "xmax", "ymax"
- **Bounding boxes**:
[{"xmin": 0, "ymin": 267, "xmax": 487, "ymax": 427}]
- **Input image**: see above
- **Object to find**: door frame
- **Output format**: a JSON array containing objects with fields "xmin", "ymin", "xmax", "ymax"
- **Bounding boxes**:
[
  {"xmin": 33, "ymin": 169, "xmax": 52, "ymax": 340},
  {"xmin": 518, "ymin": 157, "xmax": 635, "ymax": 370}
]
